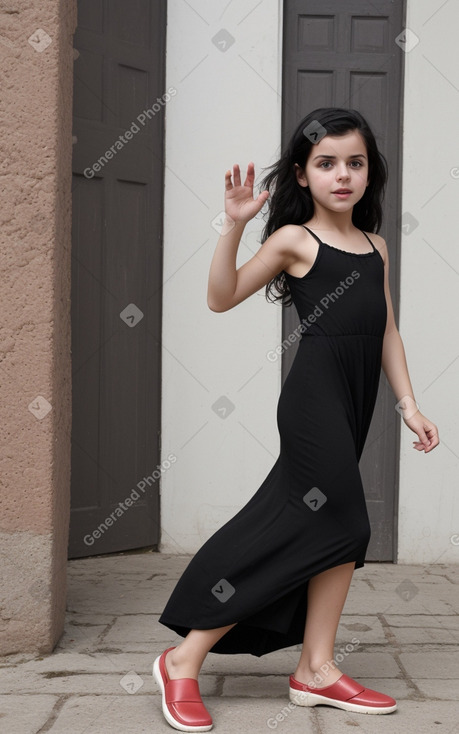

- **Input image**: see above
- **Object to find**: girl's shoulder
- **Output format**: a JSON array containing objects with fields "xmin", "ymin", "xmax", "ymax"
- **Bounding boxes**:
[
  {"xmin": 274, "ymin": 223, "xmax": 307, "ymax": 237},
  {"xmin": 365, "ymin": 231, "xmax": 386, "ymax": 246},
  {"xmin": 364, "ymin": 231, "xmax": 387, "ymax": 262},
  {"xmin": 265, "ymin": 223, "xmax": 309, "ymax": 250}
]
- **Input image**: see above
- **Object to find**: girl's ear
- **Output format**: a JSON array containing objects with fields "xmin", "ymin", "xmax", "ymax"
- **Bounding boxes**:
[{"xmin": 294, "ymin": 163, "xmax": 308, "ymax": 188}]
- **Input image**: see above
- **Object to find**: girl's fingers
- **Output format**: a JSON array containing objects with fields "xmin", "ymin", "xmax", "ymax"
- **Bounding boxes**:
[
  {"xmin": 243, "ymin": 162, "xmax": 255, "ymax": 187},
  {"xmin": 412, "ymin": 436, "xmax": 439, "ymax": 452},
  {"xmin": 225, "ymin": 163, "xmax": 255, "ymax": 190}
]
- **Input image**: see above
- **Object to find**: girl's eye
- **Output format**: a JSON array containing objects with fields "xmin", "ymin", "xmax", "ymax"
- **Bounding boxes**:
[{"xmin": 319, "ymin": 160, "xmax": 363, "ymax": 169}]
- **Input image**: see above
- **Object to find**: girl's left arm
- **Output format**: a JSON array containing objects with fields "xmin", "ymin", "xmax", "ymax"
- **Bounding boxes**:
[{"xmin": 375, "ymin": 235, "xmax": 439, "ymax": 454}]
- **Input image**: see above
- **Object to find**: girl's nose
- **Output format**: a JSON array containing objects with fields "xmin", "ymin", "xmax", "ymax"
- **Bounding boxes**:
[{"xmin": 336, "ymin": 167, "xmax": 350, "ymax": 181}]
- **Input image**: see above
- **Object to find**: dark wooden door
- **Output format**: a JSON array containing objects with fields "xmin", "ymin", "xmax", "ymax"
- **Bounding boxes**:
[
  {"xmin": 69, "ymin": 0, "xmax": 166, "ymax": 558},
  {"xmin": 281, "ymin": 0, "xmax": 406, "ymax": 560}
]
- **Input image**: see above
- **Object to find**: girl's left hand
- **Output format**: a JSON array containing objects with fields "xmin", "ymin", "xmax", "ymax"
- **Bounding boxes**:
[{"xmin": 403, "ymin": 411, "xmax": 439, "ymax": 453}]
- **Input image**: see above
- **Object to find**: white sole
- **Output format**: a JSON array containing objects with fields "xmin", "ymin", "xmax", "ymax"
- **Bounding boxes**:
[
  {"xmin": 152, "ymin": 655, "xmax": 213, "ymax": 732},
  {"xmin": 289, "ymin": 686, "xmax": 397, "ymax": 714}
]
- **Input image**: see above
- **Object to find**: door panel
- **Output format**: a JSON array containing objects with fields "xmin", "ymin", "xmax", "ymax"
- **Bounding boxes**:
[{"xmin": 69, "ymin": 0, "xmax": 166, "ymax": 558}]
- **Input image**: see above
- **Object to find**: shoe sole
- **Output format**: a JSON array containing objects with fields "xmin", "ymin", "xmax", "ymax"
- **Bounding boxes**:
[
  {"xmin": 289, "ymin": 686, "xmax": 397, "ymax": 714},
  {"xmin": 152, "ymin": 655, "xmax": 213, "ymax": 732}
]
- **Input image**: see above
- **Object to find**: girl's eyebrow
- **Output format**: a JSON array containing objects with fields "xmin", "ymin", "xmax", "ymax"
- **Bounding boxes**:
[{"xmin": 312, "ymin": 153, "xmax": 367, "ymax": 161}]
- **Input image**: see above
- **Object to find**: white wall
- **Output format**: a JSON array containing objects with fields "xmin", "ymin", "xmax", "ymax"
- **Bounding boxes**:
[
  {"xmin": 397, "ymin": 1, "xmax": 459, "ymax": 563},
  {"xmin": 161, "ymin": 1, "xmax": 283, "ymax": 552}
]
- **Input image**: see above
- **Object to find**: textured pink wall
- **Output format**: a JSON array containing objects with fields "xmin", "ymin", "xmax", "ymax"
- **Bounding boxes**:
[{"xmin": 0, "ymin": 0, "xmax": 77, "ymax": 653}]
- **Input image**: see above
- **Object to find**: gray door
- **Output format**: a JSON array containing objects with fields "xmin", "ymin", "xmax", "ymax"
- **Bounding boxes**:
[
  {"xmin": 282, "ymin": 0, "xmax": 405, "ymax": 560},
  {"xmin": 69, "ymin": 0, "xmax": 166, "ymax": 558}
]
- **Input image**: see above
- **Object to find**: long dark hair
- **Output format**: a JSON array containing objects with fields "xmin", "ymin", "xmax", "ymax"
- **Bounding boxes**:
[{"xmin": 259, "ymin": 108, "xmax": 388, "ymax": 306}]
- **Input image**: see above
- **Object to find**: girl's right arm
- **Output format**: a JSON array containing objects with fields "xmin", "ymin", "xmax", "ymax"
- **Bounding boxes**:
[{"xmin": 207, "ymin": 162, "xmax": 299, "ymax": 312}]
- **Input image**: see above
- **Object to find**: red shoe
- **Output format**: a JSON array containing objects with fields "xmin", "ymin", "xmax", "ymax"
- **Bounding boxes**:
[
  {"xmin": 153, "ymin": 646, "xmax": 213, "ymax": 731},
  {"xmin": 289, "ymin": 672, "xmax": 397, "ymax": 714}
]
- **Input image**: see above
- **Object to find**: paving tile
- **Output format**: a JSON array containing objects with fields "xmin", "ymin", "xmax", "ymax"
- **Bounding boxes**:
[
  {"xmin": 413, "ymin": 678, "xmax": 459, "ymax": 701},
  {"xmin": 315, "ymin": 700, "xmax": 459, "ymax": 734},
  {"xmin": 337, "ymin": 615, "xmax": 387, "ymax": 645},
  {"xmin": 66, "ymin": 577, "xmax": 171, "ymax": 615},
  {"xmin": 199, "ymin": 649, "xmax": 301, "ymax": 676},
  {"xmin": 101, "ymin": 614, "xmax": 172, "ymax": 645},
  {"xmin": 65, "ymin": 612, "xmax": 116, "ymax": 625},
  {"xmin": 336, "ymin": 651, "xmax": 401, "ymax": 679},
  {"xmin": 54, "ymin": 623, "xmax": 108, "ymax": 652},
  {"xmin": 45, "ymin": 694, "xmax": 159, "ymax": 734},
  {"xmin": 222, "ymin": 674, "xmax": 288, "ymax": 698},
  {"xmin": 202, "ymin": 696, "xmax": 317, "ymax": 734},
  {"xmin": 384, "ymin": 614, "xmax": 459, "ymax": 630},
  {"xmin": 426, "ymin": 566, "xmax": 459, "ymax": 584},
  {"xmin": 399, "ymin": 651, "xmax": 459, "ymax": 679},
  {"xmin": 389, "ymin": 625, "xmax": 459, "ymax": 645},
  {"xmin": 0, "ymin": 695, "xmax": 58, "ymax": 734},
  {"xmin": 342, "ymin": 584, "xmax": 454, "ymax": 616}
]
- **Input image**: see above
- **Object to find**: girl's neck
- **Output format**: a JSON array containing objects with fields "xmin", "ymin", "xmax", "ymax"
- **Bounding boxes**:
[{"xmin": 307, "ymin": 208, "xmax": 358, "ymax": 236}]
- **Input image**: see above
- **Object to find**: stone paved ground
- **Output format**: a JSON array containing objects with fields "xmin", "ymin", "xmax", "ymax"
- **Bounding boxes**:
[{"xmin": 1, "ymin": 551, "xmax": 458, "ymax": 733}]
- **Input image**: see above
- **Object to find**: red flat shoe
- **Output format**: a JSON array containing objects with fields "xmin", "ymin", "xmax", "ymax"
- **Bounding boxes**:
[
  {"xmin": 289, "ymin": 672, "xmax": 397, "ymax": 714},
  {"xmin": 153, "ymin": 646, "xmax": 213, "ymax": 732}
]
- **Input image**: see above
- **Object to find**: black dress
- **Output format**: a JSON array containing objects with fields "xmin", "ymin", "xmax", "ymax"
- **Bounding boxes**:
[{"xmin": 158, "ymin": 225, "xmax": 387, "ymax": 657}]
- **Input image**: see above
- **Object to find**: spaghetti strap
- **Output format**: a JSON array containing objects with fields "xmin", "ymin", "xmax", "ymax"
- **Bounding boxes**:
[
  {"xmin": 360, "ymin": 230, "xmax": 377, "ymax": 252},
  {"xmin": 301, "ymin": 225, "xmax": 323, "ymax": 246}
]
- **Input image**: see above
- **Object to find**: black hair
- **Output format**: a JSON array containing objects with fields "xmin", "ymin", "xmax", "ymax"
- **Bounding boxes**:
[{"xmin": 258, "ymin": 107, "xmax": 388, "ymax": 306}]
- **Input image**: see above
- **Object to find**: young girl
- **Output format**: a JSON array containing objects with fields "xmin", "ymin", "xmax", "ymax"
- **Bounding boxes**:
[{"xmin": 154, "ymin": 108, "xmax": 439, "ymax": 732}]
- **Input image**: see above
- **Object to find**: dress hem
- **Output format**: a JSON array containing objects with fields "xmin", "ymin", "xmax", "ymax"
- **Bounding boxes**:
[{"xmin": 158, "ymin": 557, "xmax": 366, "ymax": 657}]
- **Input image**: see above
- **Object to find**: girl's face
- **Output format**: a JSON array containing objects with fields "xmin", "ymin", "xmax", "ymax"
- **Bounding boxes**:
[{"xmin": 296, "ymin": 129, "xmax": 369, "ymax": 214}]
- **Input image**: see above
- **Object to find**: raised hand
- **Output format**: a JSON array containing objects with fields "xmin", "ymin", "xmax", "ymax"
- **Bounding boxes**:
[{"xmin": 224, "ymin": 162, "xmax": 270, "ymax": 224}]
